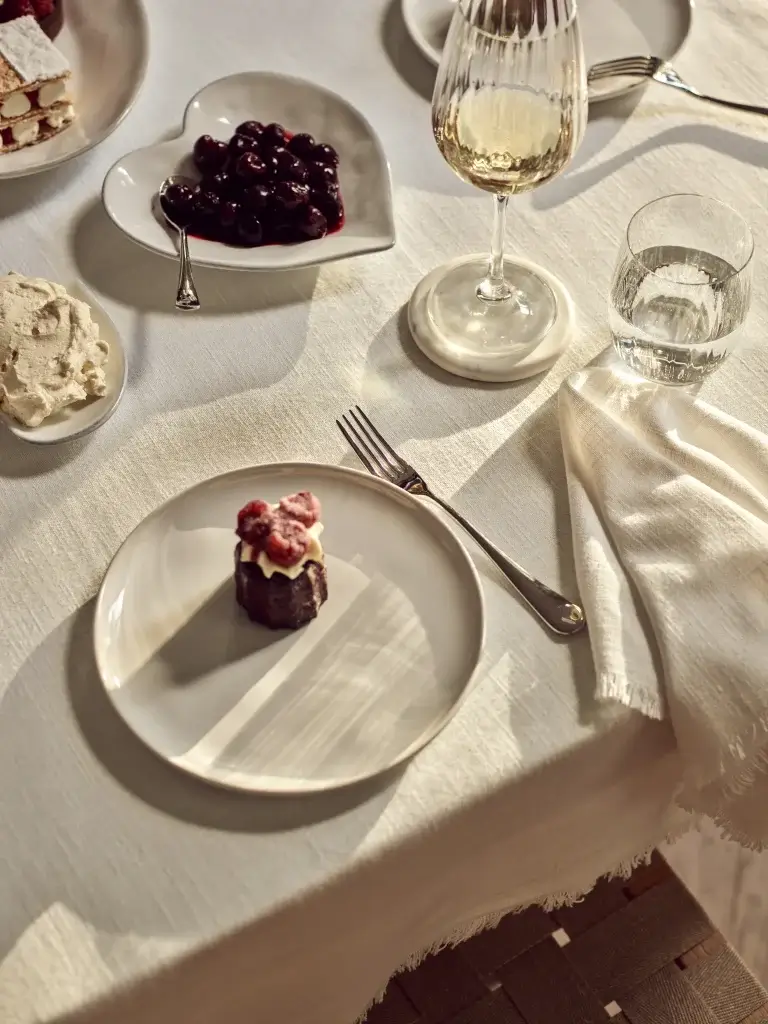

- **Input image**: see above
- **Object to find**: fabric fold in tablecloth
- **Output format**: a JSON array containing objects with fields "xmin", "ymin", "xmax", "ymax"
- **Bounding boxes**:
[{"xmin": 559, "ymin": 360, "xmax": 768, "ymax": 848}]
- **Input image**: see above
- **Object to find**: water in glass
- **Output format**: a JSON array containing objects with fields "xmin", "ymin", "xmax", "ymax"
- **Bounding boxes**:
[{"xmin": 610, "ymin": 195, "xmax": 753, "ymax": 386}]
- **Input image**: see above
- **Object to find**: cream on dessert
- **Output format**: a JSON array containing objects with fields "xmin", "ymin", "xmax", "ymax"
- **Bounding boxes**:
[
  {"xmin": 241, "ymin": 519, "xmax": 324, "ymax": 579},
  {"xmin": 0, "ymin": 272, "xmax": 109, "ymax": 427},
  {"xmin": 0, "ymin": 15, "xmax": 74, "ymax": 153}
]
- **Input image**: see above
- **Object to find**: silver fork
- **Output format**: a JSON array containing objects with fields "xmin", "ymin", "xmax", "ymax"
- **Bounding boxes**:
[
  {"xmin": 337, "ymin": 407, "xmax": 586, "ymax": 638},
  {"xmin": 588, "ymin": 55, "xmax": 768, "ymax": 118}
]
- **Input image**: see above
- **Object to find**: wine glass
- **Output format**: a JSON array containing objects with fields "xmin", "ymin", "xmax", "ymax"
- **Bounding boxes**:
[
  {"xmin": 610, "ymin": 194, "xmax": 754, "ymax": 386},
  {"xmin": 409, "ymin": 0, "xmax": 588, "ymax": 382}
]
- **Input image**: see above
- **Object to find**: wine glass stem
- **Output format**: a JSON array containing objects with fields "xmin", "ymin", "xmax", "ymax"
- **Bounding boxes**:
[{"xmin": 477, "ymin": 194, "xmax": 512, "ymax": 302}]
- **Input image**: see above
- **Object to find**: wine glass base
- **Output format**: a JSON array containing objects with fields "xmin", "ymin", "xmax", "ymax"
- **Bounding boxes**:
[{"xmin": 408, "ymin": 254, "xmax": 575, "ymax": 383}]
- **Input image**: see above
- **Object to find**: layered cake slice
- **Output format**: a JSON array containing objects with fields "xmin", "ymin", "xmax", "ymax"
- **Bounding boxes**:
[
  {"xmin": 235, "ymin": 491, "xmax": 328, "ymax": 630},
  {"xmin": 0, "ymin": 14, "xmax": 73, "ymax": 153}
]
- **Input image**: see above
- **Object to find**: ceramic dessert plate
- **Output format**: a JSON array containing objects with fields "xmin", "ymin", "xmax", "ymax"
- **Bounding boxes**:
[
  {"xmin": 94, "ymin": 463, "xmax": 484, "ymax": 793},
  {"xmin": 401, "ymin": 0, "xmax": 692, "ymax": 102},
  {"xmin": 0, "ymin": 282, "xmax": 127, "ymax": 445},
  {"xmin": 0, "ymin": 0, "xmax": 148, "ymax": 179},
  {"xmin": 102, "ymin": 72, "xmax": 396, "ymax": 271}
]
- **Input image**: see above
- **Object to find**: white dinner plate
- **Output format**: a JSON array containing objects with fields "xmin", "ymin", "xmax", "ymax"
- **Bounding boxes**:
[
  {"xmin": 1, "ymin": 282, "xmax": 127, "ymax": 445},
  {"xmin": 402, "ymin": 0, "xmax": 692, "ymax": 102},
  {"xmin": 102, "ymin": 72, "xmax": 396, "ymax": 272},
  {"xmin": 94, "ymin": 464, "xmax": 484, "ymax": 793},
  {"xmin": 0, "ymin": 0, "xmax": 149, "ymax": 179}
]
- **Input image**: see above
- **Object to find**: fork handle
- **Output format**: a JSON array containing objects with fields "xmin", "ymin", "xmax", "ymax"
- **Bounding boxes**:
[
  {"xmin": 663, "ymin": 80, "xmax": 768, "ymax": 117},
  {"xmin": 423, "ymin": 490, "xmax": 586, "ymax": 637}
]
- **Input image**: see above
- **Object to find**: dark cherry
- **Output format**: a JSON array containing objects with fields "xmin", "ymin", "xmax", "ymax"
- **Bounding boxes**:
[
  {"xmin": 220, "ymin": 200, "xmax": 241, "ymax": 231},
  {"xmin": 299, "ymin": 205, "xmax": 328, "ymax": 240},
  {"xmin": 237, "ymin": 212, "xmax": 264, "ymax": 247},
  {"xmin": 261, "ymin": 122, "xmax": 288, "ymax": 148},
  {"xmin": 288, "ymin": 132, "xmax": 316, "ymax": 160},
  {"xmin": 311, "ymin": 142, "xmax": 339, "ymax": 167},
  {"xmin": 161, "ymin": 183, "xmax": 196, "ymax": 225},
  {"xmin": 236, "ymin": 120, "xmax": 264, "ymax": 140},
  {"xmin": 193, "ymin": 135, "xmax": 229, "ymax": 172},
  {"xmin": 308, "ymin": 162, "xmax": 338, "ymax": 189},
  {"xmin": 193, "ymin": 190, "xmax": 222, "ymax": 220},
  {"xmin": 312, "ymin": 189, "xmax": 344, "ymax": 230},
  {"xmin": 268, "ymin": 219, "xmax": 299, "ymax": 245},
  {"xmin": 242, "ymin": 182, "xmax": 273, "ymax": 214},
  {"xmin": 235, "ymin": 152, "xmax": 269, "ymax": 185},
  {"xmin": 228, "ymin": 133, "xmax": 260, "ymax": 161},
  {"xmin": 273, "ymin": 180, "xmax": 310, "ymax": 212},
  {"xmin": 266, "ymin": 148, "xmax": 308, "ymax": 184},
  {"xmin": 201, "ymin": 170, "xmax": 234, "ymax": 197}
]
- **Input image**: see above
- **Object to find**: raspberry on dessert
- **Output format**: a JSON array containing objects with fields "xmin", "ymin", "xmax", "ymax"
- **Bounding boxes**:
[
  {"xmin": 32, "ymin": 0, "xmax": 56, "ymax": 16},
  {"xmin": 279, "ymin": 491, "xmax": 321, "ymax": 527},
  {"xmin": 265, "ymin": 519, "xmax": 310, "ymax": 567},
  {"xmin": 193, "ymin": 135, "xmax": 229, "ymax": 172},
  {"xmin": 237, "ymin": 499, "xmax": 273, "ymax": 545}
]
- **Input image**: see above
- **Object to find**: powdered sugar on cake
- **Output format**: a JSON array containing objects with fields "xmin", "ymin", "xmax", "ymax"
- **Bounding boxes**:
[{"xmin": 0, "ymin": 15, "xmax": 68, "ymax": 83}]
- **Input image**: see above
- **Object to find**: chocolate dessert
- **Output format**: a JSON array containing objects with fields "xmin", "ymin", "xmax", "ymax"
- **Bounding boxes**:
[{"xmin": 234, "ymin": 491, "xmax": 328, "ymax": 630}]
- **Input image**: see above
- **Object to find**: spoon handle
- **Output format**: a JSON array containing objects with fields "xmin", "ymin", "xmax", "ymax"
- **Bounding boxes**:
[{"xmin": 176, "ymin": 228, "xmax": 200, "ymax": 312}]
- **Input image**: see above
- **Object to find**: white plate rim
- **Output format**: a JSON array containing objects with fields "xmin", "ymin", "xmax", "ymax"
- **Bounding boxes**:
[
  {"xmin": 93, "ymin": 461, "xmax": 486, "ymax": 794},
  {"xmin": 0, "ymin": 0, "xmax": 150, "ymax": 181},
  {"xmin": 101, "ymin": 71, "xmax": 397, "ymax": 272},
  {"xmin": 400, "ymin": 0, "xmax": 694, "ymax": 103},
  {"xmin": 0, "ymin": 282, "xmax": 127, "ymax": 445}
]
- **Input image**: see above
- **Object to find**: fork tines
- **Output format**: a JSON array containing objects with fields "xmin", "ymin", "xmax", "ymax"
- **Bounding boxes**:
[
  {"xmin": 588, "ymin": 55, "xmax": 662, "ymax": 82},
  {"xmin": 337, "ymin": 406, "xmax": 407, "ymax": 480}
]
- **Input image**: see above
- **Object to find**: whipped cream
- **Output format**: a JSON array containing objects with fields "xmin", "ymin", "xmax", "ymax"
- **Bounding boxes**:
[
  {"xmin": 45, "ymin": 104, "xmax": 74, "ymax": 130},
  {"xmin": 11, "ymin": 118, "xmax": 37, "ymax": 145},
  {"xmin": 0, "ymin": 91, "xmax": 30, "ymax": 119},
  {"xmin": 241, "ymin": 521, "xmax": 324, "ymax": 579},
  {"xmin": 0, "ymin": 273, "xmax": 109, "ymax": 427},
  {"xmin": 38, "ymin": 79, "xmax": 67, "ymax": 108}
]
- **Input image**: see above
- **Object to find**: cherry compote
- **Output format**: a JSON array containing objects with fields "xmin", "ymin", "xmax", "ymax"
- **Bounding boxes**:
[{"xmin": 173, "ymin": 121, "xmax": 345, "ymax": 248}]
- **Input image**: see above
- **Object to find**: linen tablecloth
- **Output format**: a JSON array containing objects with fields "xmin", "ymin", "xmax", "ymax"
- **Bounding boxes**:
[{"xmin": 1, "ymin": 0, "xmax": 767, "ymax": 1021}]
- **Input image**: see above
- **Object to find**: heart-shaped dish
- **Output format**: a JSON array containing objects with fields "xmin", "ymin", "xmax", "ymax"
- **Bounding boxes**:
[{"xmin": 102, "ymin": 72, "xmax": 396, "ymax": 272}]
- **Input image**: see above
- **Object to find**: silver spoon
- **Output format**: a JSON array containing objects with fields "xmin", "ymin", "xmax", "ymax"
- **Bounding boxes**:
[{"xmin": 158, "ymin": 175, "xmax": 201, "ymax": 312}]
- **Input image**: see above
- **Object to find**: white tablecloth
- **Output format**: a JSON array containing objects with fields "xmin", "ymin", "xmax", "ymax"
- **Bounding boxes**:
[{"xmin": 1, "ymin": 0, "xmax": 767, "ymax": 1021}]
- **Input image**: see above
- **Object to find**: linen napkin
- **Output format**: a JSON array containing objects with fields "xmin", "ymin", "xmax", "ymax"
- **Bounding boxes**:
[{"xmin": 559, "ymin": 359, "xmax": 768, "ymax": 848}]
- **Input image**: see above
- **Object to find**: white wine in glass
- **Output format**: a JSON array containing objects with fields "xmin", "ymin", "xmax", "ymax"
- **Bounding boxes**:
[{"xmin": 411, "ymin": 0, "xmax": 588, "ymax": 381}]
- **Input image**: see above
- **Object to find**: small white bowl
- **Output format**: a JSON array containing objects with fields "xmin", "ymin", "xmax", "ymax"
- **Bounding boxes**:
[
  {"xmin": 1, "ymin": 283, "xmax": 127, "ymax": 446},
  {"xmin": 102, "ymin": 72, "xmax": 396, "ymax": 272}
]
